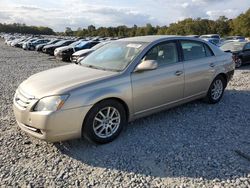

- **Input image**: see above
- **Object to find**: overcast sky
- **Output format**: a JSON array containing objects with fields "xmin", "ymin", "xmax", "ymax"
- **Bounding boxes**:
[{"xmin": 0, "ymin": 0, "xmax": 249, "ymax": 31}]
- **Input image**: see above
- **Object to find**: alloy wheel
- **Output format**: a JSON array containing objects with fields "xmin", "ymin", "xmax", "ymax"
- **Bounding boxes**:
[
  {"xmin": 211, "ymin": 79, "xmax": 223, "ymax": 100},
  {"xmin": 235, "ymin": 58, "xmax": 242, "ymax": 68},
  {"xmin": 93, "ymin": 107, "xmax": 121, "ymax": 138}
]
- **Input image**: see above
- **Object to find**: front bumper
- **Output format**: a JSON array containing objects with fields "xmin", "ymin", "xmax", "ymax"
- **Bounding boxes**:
[{"xmin": 13, "ymin": 98, "xmax": 92, "ymax": 142}]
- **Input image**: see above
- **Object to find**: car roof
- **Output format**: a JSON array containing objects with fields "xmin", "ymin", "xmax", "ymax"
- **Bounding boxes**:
[
  {"xmin": 119, "ymin": 35, "xmax": 225, "ymax": 56},
  {"xmin": 119, "ymin": 35, "xmax": 208, "ymax": 43}
]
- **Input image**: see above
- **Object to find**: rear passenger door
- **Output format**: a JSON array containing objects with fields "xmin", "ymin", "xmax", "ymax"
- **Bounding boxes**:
[{"xmin": 180, "ymin": 40, "xmax": 215, "ymax": 98}]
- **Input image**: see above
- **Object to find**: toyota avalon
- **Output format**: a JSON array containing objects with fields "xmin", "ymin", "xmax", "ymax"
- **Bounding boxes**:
[{"xmin": 13, "ymin": 36, "xmax": 234, "ymax": 144}]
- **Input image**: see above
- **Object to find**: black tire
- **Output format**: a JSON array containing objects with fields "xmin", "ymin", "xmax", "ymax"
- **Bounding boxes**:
[
  {"xmin": 235, "ymin": 58, "xmax": 242, "ymax": 68},
  {"xmin": 205, "ymin": 75, "xmax": 226, "ymax": 104},
  {"xmin": 82, "ymin": 100, "xmax": 127, "ymax": 144}
]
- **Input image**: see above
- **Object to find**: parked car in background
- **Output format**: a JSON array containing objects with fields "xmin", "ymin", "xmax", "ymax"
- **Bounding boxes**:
[
  {"xmin": 22, "ymin": 38, "xmax": 39, "ymax": 50},
  {"xmin": 55, "ymin": 40, "xmax": 99, "ymax": 61},
  {"xmin": 5, "ymin": 37, "xmax": 16, "ymax": 45},
  {"xmin": 15, "ymin": 37, "xmax": 32, "ymax": 48},
  {"xmin": 13, "ymin": 36, "xmax": 234, "ymax": 144},
  {"xmin": 220, "ymin": 41, "xmax": 250, "ymax": 68},
  {"xmin": 203, "ymin": 38, "xmax": 221, "ymax": 46},
  {"xmin": 28, "ymin": 39, "xmax": 50, "ymax": 50},
  {"xmin": 36, "ymin": 39, "xmax": 61, "ymax": 51},
  {"xmin": 71, "ymin": 41, "xmax": 111, "ymax": 63},
  {"xmin": 12, "ymin": 38, "xmax": 27, "ymax": 47},
  {"xmin": 42, "ymin": 40, "xmax": 75, "ymax": 55},
  {"xmin": 225, "ymin": 36, "xmax": 245, "ymax": 42},
  {"xmin": 53, "ymin": 40, "xmax": 85, "ymax": 60},
  {"xmin": 187, "ymin": 35, "xmax": 200, "ymax": 38},
  {"xmin": 200, "ymin": 34, "xmax": 220, "ymax": 40}
]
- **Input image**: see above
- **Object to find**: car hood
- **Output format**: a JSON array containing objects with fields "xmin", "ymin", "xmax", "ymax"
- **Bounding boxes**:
[
  {"xmin": 55, "ymin": 46, "xmax": 72, "ymax": 53},
  {"xmin": 20, "ymin": 64, "xmax": 118, "ymax": 98},
  {"xmin": 73, "ymin": 49, "xmax": 94, "ymax": 56}
]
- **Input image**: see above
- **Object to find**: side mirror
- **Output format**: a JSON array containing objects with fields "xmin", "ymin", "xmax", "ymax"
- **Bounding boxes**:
[{"xmin": 134, "ymin": 60, "xmax": 158, "ymax": 72}]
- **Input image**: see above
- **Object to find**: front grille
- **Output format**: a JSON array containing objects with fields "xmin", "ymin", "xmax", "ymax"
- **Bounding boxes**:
[{"xmin": 14, "ymin": 89, "xmax": 35, "ymax": 110}]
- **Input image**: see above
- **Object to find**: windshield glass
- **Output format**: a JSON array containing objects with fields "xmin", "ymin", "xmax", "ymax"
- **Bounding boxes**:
[
  {"xmin": 80, "ymin": 41, "xmax": 146, "ymax": 71},
  {"xmin": 91, "ymin": 42, "xmax": 110, "ymax": 50},
  {"xmin": 220, "ymin": 42, "xmax": 245, "ymax": 52},
  {"xmin": 75, "ymin": 41, "xmax": 88, "ymax": 48},
  {"xmin": 54, "ymin": 40, "xmax": 67, "ymax": 45},
  {"xmin": 69, "ymin": 40, "xmax": 84, "ymax": 47},
  {"xmin": 47, "ymin": 40, "xmax": 59, "ymax": 44}
]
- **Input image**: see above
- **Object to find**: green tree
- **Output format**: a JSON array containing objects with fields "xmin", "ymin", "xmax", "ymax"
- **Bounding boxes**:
[{"xmin": 65, "ymin": 27, "xmax": 73, "ymax": 36}]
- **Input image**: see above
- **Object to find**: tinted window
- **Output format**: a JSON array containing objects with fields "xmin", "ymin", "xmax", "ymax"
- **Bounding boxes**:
[
  {"xmin": 181, "ymin": 41, "xmax": 206, "ymax": 61},
  {"xmin": 244, "ymin": 43, "xmax": 250, "ymax": 50},
  {"xmin": 143, "ymin": 42, "xmax": 178, "ymax": 66},
  {"xmin": 89, "ymin": 42, "xmax": 99, "ymax": 48}
]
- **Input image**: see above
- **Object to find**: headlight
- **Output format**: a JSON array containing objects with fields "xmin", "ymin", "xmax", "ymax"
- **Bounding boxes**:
[{"xmin": 33, "ymin": 95, "xmax": 69, "ymax": 112}]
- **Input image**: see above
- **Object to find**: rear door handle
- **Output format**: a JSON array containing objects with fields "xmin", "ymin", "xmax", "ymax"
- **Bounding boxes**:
[
  {"xmin": 210, "ymin": 63, "xmax": 215, "ymax": 67},
  {"xmin": 175, "ymin": 70, "xmax": 183, "ymax": 76}
]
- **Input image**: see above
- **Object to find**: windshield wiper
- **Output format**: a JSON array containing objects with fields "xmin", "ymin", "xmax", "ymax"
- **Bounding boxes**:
[{"xmin": 81, "ymin": 64, "xmax": 120, "ymax": 72}]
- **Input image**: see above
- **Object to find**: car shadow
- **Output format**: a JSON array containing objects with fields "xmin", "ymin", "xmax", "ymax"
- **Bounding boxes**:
[{"xmin": 55, "ymin": 89, "xmax": 250, "ymax": 180}]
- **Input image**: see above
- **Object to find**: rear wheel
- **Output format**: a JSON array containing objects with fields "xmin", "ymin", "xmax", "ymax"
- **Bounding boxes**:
[
  {"xmin": 235, "ymin": 58, "xmax": 242, "ymax": 68},
  {"xmin": 82, "ymin": 100, "xmax": 127, "ymax": 144},
  {"xmin": 205, "ymin": 76, "xmax": 226, "ymax": 104}
]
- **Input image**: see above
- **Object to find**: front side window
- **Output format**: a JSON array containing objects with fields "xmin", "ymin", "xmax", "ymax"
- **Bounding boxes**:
[
  {"xmin": 181, "ymin": 41, "xmax": 206, "ymax": 61},
  {"xmin": 143, "ymin": 42, "xmax": 178, "ymax": 66}
]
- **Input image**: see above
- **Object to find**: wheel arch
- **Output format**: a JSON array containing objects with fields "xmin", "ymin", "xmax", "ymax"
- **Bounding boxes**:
[
  {"xmin": 216, "ymin": 73, "xmax": 228, "ymax": 87},
  {"xmin": 81, "ymin": 97, "xmax": 130, "ymax": 137}
]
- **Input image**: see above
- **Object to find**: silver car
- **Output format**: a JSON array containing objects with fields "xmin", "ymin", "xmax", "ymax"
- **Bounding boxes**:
[{"xmin": 13, "ymin": 36, "xmax": 234, "ymax": 144}]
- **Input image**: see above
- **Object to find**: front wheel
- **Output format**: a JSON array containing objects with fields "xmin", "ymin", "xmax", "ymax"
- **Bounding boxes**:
[
  {"xmin": 205, "ymin": 76, "xmax": 226, "ymax": 104},
  {"xmin": 82, "ymin": 100, "xmax": 127, "ymax": 144}
]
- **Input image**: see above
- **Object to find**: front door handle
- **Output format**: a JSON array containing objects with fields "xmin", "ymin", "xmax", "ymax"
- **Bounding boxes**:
[
  {"xmin": 210, "ymin": 63, "xmax": 215, "ymax": 67},
  {"xmin": 175, "ymin": 70, "xmax": 183, "ymax": 76}
]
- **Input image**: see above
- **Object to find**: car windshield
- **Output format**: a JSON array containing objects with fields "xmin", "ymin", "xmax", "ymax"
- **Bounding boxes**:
[
  {"xmin": 75, "ymin": 41, "xmax": 88, "ymax": 48},
  {"xmin": 80, "ymin": 41, "xmax": 146, "ymax": 72},
  {"xmin": 220, "ymin": 42, "xmax": 246, "ymax": 52},
  {"xmin": 70, "ymin": 40, "xmax": 84, "ymax": 47},
  {"xmin": 91, "ymin": 42, "xmax": 110, "ymax": 50},
  {"xmin": 47, "ymin": 40, "xmax": 58, "ymax": 44},
  {"xmin": 54, "ymin": 40, "xmax": 67, "ymax": 45}
]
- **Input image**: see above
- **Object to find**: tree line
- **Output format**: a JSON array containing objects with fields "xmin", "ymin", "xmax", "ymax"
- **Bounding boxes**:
[
  {"xmin": 0, "ymin": 8, "xmax": 249, "ymax": 37},
  {"xmin": 0, "ymin": 23, "xmax": 55, "ymax": 35},
  {"xmin": 63, "ymin": 8, "xmax": 250, "ymax": 37}
]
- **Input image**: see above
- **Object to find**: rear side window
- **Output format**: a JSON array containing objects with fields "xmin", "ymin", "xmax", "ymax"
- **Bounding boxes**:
[
  {"xmin": 181, "ymin": 41, "xmax": 207, "ymax": 61},
  {"xmin": 204, "ymin": 44, "xmax": 214, "ymax": 57}
]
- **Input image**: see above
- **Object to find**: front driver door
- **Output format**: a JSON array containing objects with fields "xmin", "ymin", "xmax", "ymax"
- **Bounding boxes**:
[{"xmin": 131, "ymin": 41, "xmax": 184, "ymax": 115}]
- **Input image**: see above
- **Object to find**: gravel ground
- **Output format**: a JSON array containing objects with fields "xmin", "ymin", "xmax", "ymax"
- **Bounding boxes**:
[{"xmin": 0, "ymin": 39, "xmax": 250, "ymax": 188}]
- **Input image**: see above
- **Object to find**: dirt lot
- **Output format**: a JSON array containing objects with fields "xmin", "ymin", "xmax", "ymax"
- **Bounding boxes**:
[{"xmin": 0, "ymin": 39, "xmax": 249, "ymax": 187}]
